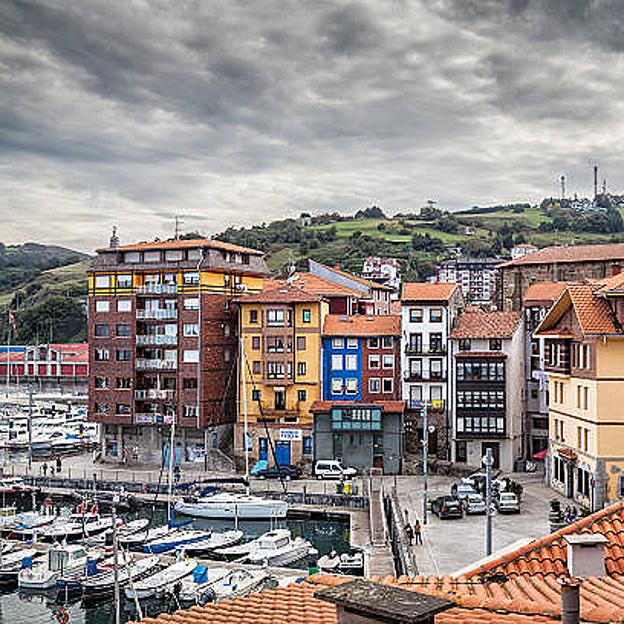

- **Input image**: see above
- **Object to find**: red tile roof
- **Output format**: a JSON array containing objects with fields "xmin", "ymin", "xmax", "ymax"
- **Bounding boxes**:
[
  {"xmin": 97, "ymin": 238, "xmax": 263, "ymax": 256},
  {"xmin": 451, "ymin": 310, "xmax": 521, "ymax": 339},
  {"xmin": 463, "ymin": 501, "xmax": 624, "ymax": 579},
  {"xmin": 311, "ymin": 400, "xmax": 405, "ymax": 413},
  {"xmin": 323, "ymin": 314, "xmax": 400, "ymax": 337},
  {"xmin": 288, "ymin": 273, "xmax": 363, "ymax": 298},
  {"xmin": 401, "ymin": 282, "xmax": 460, "ymax": 302},
  {"xmin": 522, "ymin": 282, "xmax": 570, "ymax": 306},
  {"xmin": 498, "ymin": 242, "xmax": 624, "ymax": 268},
  {"xmin": 237, "ymin": 280, "xmax": 323, "ymax": 304}
]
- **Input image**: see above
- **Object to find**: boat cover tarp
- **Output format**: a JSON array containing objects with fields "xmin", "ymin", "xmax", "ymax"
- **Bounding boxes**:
[{"xmin": 193, "ymin": 566, "xmax": 208, "ymax": 584}]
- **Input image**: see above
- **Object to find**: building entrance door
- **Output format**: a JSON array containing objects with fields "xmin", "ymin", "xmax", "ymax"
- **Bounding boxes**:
[
  {"xmin": 275, "ymin": 441, "xmax": 291, "ymax": 465},
  {"xmin": 259, "ymin": 437, "xmax": 268, "ymax": 461}
]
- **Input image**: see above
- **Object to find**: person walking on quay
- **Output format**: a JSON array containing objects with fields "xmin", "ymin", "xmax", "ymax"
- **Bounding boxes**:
[
  {"xmin": 56, "ymin": 456, "xmax": 62, "ymax": 474},
  {"xmin": 413, "ymin": 518, "xmax": 423, "ymax": 545},
  {"xmin": 404, "ymin": 522, "xmax": 414, "ymax": 546},
  {"xmin": 42, "ymin": 462, "xmax": 48, "ymax": 477}
]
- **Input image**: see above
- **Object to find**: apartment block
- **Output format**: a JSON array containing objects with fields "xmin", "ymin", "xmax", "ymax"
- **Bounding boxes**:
[
  {"xmin": 535, "ymin": 276, "xmax": 624, "ymax": 510},
  {"xmin": 88, "ymin": 235, "xmax": 268, "ymax": 463},
  {"xmin": 236, "ymin": 282, "xmax": 327, "ymax": 468},
  {"xmin": 401, "ymin": 282, "xmax": 464, "ymax": 459},
  {"xmin": 450, "ymin": 308, "xmax": 524, "ymax": 471},
  {"xmin": 436, "ymin": 257, "xmax": 499, "ymax": 307}
]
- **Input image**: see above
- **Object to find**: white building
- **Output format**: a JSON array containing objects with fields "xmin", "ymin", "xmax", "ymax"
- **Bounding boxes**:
[
  {"xmin": 511, "ymin": 244, "xmax": 538, "ymax": 260},
  {"xmin": 400, "ymin": 282, "xmax": 464, "ymax": 458},
  {"xmin": 449, "ymin": 308, "xmax": 525, "ymax": 472},
  {"xmin": 436, "ymin": 257, "xmax": 499, "ymax": 307},
  {"xmin": 361, "ymin": 257, "xmax": 401, "ymax": 294}
]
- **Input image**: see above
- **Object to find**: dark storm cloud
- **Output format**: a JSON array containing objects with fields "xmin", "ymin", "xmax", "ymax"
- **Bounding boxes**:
[{"xmin": 0, "ymin": 0, "xmax": 623, "ymax": 250}]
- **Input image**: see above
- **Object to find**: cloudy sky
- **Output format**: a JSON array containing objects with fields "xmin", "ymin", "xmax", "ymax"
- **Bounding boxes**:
[{"xmin": 1, "ymin": 0, "xmax": 623, "ymax": 252}]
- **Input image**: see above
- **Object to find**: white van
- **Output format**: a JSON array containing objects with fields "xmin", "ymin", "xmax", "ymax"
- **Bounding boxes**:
[{"xmin": 314, "ymin": 459, "xmax": 357, "ymax": 480}]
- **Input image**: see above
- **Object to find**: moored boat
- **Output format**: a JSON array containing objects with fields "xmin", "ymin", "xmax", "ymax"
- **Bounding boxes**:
[
  {"xmin": 124, "ymin": 558, "xmax": 197, "ymax": 600},
  {"xmin": 174, "ymin": 492, "xmax": 287, "ymax": 520}
]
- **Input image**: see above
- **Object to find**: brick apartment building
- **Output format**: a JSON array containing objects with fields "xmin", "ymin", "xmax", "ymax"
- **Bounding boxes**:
[
  {"xmin": 88, "ymin": 235, "xmax": 268, "ymax": 463},
  {"xmin": 498, "ymin": 242, "xmax": 624, "ymax": 311}
]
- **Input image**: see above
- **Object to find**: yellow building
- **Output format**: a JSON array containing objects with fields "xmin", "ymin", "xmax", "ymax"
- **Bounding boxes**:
[
  {"xmin": 235, "ymin": 282, "xmax": 328, "ymax": 468},
  {"xmin": 535, "ymin": 276, "xmax": 624, "ymax": 510}
]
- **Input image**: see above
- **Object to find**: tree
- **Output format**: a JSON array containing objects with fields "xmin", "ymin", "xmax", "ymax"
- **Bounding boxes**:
[
  {"xmin": 355, "ymin": 206, "xmax": 387, "ymax": 220},
  {"xmin": 15, "ymin": 296, "xmax": 86, "ymax": 344}
]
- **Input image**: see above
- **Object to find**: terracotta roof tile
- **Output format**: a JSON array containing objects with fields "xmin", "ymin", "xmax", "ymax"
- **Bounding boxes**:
[
  {"xmin": 288, "ymin": 273, "xmax": 363, "ymax": 298},
  {"xmin": 522, "ymin": 282, "xmax": 570, "ymax": 306},
  {"xmin": 323, "ymin": 314, "xmax": 400, "ymax": 336},
  {"xmin": 97, "ymin": 238, "xmax": 263, "ymax": 255},
  {"xmin": 401, "ymin": 282, "xmax": 460, "ymax": 302},
  {"xmin": 498, "ymin": 242, "xmax": 624, "ymax": 268},
  {"xmin": 237, "ymin": 280, "xmax": 323, "ymax": 304},
  {"xmin": 451, "ymin": 310, "xmax": 521, "ymax": 339},
  {"xmin": 311, "ymin": 400, "xmax": 405, "ymax": 412}
]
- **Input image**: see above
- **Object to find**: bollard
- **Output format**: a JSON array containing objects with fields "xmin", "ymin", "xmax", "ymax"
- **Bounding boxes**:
[{"xmin": 302, "ymin": 485, "xmax": 307, "ymax": 505}]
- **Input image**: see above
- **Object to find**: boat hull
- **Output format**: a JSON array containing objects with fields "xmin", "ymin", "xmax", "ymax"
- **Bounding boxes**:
[{"xmin": 175, "ymin": 499, "xmax": 287, "ymax": 519}]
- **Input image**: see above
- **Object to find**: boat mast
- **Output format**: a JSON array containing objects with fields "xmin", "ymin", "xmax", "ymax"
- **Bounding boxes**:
[
  {"xmin": 167, "ymin": 413, "xmax": 176, "ymax": 523},
  {"xmin": 240, "ymin": 333, "xmax": 250, "ymax": 495},
  {"xmin": 112, "ymin": 494, "xmax": 120, "ymax": 624}
]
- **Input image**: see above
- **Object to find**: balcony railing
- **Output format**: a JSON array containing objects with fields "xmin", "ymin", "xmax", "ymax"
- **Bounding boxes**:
[
  {"xmin": 404, "ymin": 346, "xmax": 447, "ymax": 355},
  {"xmin": 136, "ymin": 309, "xmax": 178, "ymax": 320},
  {"xmin": 408, "ymin": 399, "xmax": 445, "ymax": 411},
  {"xmin": 135, "ymin": 412, "xmax": 174, "ymax": 425},
  {"xmin": 136, "ymin": 334, "xmax": 178, "ymax": 346},
  {"xmin": 136, "ymin": 359, "xmax": 177, "ymax": 370},
  {"xmin": 404, "ymin": 372, "xmax": 447, "ymax": 382},
  {"xmin": 134, "ymin": 389, "xmax": 176, "ymax": 400},
  {"xmin": 136, "ymin": 284, "xmax": 178, "ymax": 295}
]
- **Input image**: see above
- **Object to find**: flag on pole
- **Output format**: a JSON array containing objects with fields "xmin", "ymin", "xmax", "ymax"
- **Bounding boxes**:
[{"xmin": 7, "ymin": 310, "xmax": 16, "ymax": 333}]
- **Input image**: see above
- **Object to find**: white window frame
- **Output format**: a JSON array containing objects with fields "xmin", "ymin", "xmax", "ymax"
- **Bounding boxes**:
[
  {"xmin": 369, "ymin": 378, "xmax": 381, "ymax": 393},
  {"xmin": 183, "ymin": 323, "xmax": 199, "ymax": 337},
  {"xmin": 347, "ymin": 338, "xmax": 358, "ymax": 349},
  {"xmin": 382, "ymin": 378, "xmax": 394, "ymax": 393},
  {"xmin": 95, "ymin": 300, "xmax": 110, "ymax": 313},
  {"xmin": 183, "ymin": 349, "xmax": 199, "ymax": 363},
  {"xmin": 116, "ymin": 299, "xmax": 131, "ymax": 312},
  {"xmin": 345, "ymin": 354, "xmax": 358, "ymax": 371},
  {"xmin": 332, "ymin": 338, "xmax": 345, "ymax": 349},
  {"xmin": 184, "ymin": 297, "xmax": 200, "ymax": 310},
  {"xmin": 95, "ymin": 275, "xmax": 111, "ymax": 289},
  {"xmin": 345, "ymin": 378, "xmax": 358, "ymax": 395},
  {"xmin": 331, "ymin": 354, "xmax": 343, "ymax": 370},
  {"xmin": 382, "ymin": 354, "xmax": 394, "ymax": 369},
  {"xmin": 331, "ymin": 378, "xmax": 343, "ymax": 394}
]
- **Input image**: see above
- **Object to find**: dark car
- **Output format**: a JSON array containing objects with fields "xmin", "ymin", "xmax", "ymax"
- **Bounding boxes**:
[
  {"xmin": 431, "ymin": 495, "xmax": 463, "ymax": 519},
  {"xmin": 255, "ymin": 464, "xmax": 302, "ymax": 480}
]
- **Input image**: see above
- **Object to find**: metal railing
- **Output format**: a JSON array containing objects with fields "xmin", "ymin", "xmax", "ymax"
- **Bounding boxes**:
[
  {"xmin": 135, "ymin": 358, "xmax": 177, "ymax": 370},
  {"xmin": 136, "ymin": 334, "xmax": 178, "ymax": 346},
  {"xmin": 134, "ymin": 389, "xmax": 176, "ymax": 400},
  {"xmin": 136, "ymin": 309, "xmax": 178, "ymax": 320},
  {"xmin": 136, "ymin": 284, "xmax": 178, "ymax": 295}
]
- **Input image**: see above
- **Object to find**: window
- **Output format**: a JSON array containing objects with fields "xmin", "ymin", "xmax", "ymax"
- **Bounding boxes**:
[
  {"xmin": 302, "ymin": 308, "xmax": 311, "ymax": 323},
  {"xmin": 224, "ymin": 348, "xmax": 231, "ymax": 362},
  {"xmin": 183, "ymin": 349, "xmax": 199, "ymax": 363},
  {"xmin": 369, "ymin": 378, "xmax": 381, "ymax": 393},
  {"xmin": 94, "ymin": 324, "xmax": 109, "ymax": 338},
  {"xmin": 489, "ymin": 338, "xmax": 502, "ymax": 351},
  {"xmin": 331, "ymin": 354, "xmax": 343, "ymax": 370},
  {"xmin": 94, "ymin": 349, "xmax": 109, "ymax": 361},
  {"xmin": 430, "ymin": 359, "xmax": 443, "ymax": 379},
  {"xmin": 297, "ymin": 362, "xmax": 307, "ymax": 376},
  {"xmin": 95, "ymin": 300, "xmax": 110, "ymax": 313},
  {"xmin": 116, "ymin": 349, "xmax": 131, "ymax": 361},
  {"xmin": 124, "ymin": 251, "xmax": 140, "ymax": 263},
  {"xmin": 95, "ymin": 403, "xmax": 109, "ymax": 414},
  {"xmin": 183, "ymin": 272, "xmax": 200, "ymax": 285},
  {"xmin": 345, "ymin": 378, "xmax": 358, "ymax": 395},
  {"xmin": 298, "ymin": 389, "xmax": 307, "ymax": 402},
  {"xmin": 303, "ymin": 436, "xmax": 313, "ymax": 455},
  {"xmin": 252, "ymin": 336, "xmax": 260, "ymax": 350},
  {"xmin": 116, "ymin": 377, "xmax": 131, "ymax": 389},
  {"xmin": 332, "ymin": 338, "xmax": 345, "ymax": 349},
  {"xmin": 430, "ymin": 308, "xmax": 442, "ymax": 323},
  {"xmin": 183, "ymin": 378, "xmax": 198, "ymax": 390},
  {"xmin": 252, "ymin": 389, "xmax": 260, "ymax": 402},
  {"xmin": 408, "ymin": 333, "xmax": 422, "ymax": 352},
  {"xmin": 430, "ymin": 385, "xmax": 442, "ymax": 401},
  {"xmin": 368, "ymin": 337, "xmax": 379, "ymax": 349},
  {"xmin": 409, "ymin": 308, "xmax": 423, "ymax": 322},
  {"xmin": 347, "ymin": 338, "xmax": 358, "ymax": 349},
  {"xmin": 584, "ymin": 428, "xmax": 589, "ymax": 452},
  {"xmin": 184, "ymin": 297, "xmax": 199, "ymax": 310},
  {"xmin": 117, "ymin": 274, "xmax": 132, "ymax": 288},
  {"xmin": 459, "ymin": 339, "xmax": 471, "ymax": 351},
  {"xmin": 583, "ymin": 387, "xmax": 589, "ymax": 410},
  {"xmin": 117, "ymin": 300, "xmax": 131, "ymax": 313},
  {"xmin": 267, "ymin": 362, "xmax": 285, "ymax": 379},
  {"xmin": 382, "ymin": 378, "xmax": 394, "ymax": 393},
  {"xmin": 252, "ymin": 360, "xmax": 261, "ymax": 375},
  {"xmin": 382, "ymin": 337, "xmax": 393, "ymax": 349},
  {"xmin": 297, "ymin": 336, "xmax": 306, "ymax": 351},
  {"xmin": 183, "ymin": 323, "xmax": 199, "ymax": 337},
  {"xmin": 184, "ymin": 405, "xmax": 199, "ymax": 418},
  {"xmin": 382, "ymin": 354, "xmax": 394, "ymax": 369},
  {"xmin": 116, "ymin": 324, "xmax": 131, "ymax": 337},
  {"xmin": 456, "ymin": 441, "xmax": 467, "ymax": 463},
  {"xmin": 331, "ymin": 378, "xmax": 343, "ymax": 394},
  {"xmin": 116, "ymin": 404, "xmax": 131, "ymax": 415},
  {"xmin": 95, "ymin": 275, "xmax": 111, "ymax": 288},
  {"xmin": 144, "ymin": 251, "xmax": 160, "ymax": 263},
  {"xmin": 249, "ymin": 309, "xmax": 258, "ymax": 324},
  {"xmin": 345, "ymin": 354, "xmax": 358, "ymax": 370},
  {"xmin": 267, "ymin": 309, "xmax": 285, "ymax": 326},
  {"xmin": 94, "ymin": 377, "xmax": 109, "ymax": 389},
  {"xmin": 369, "ymin": 354, "xmax": 380, "ymax": 369}
]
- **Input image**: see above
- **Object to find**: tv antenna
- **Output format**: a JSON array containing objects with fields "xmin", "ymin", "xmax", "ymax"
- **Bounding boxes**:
[{"xmin": 174, "ymin": 216, "xmax": 184, "ymax": 240}]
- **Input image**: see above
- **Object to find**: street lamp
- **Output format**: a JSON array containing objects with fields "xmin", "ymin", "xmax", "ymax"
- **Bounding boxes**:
[{"xmin": 482, "ymin": 448, "xmax": 494, "ymax": 556}]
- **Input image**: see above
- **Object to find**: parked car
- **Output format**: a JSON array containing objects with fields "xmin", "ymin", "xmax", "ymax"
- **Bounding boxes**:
[
  {"xmin": 255, "ymin": 464, "xmax": 302, "ymax": 480},
  {"xmin": 463, "ymin": 493, "xmax": 486, "ymax": 515},
  {"xmin": 314, "ymin": 460, "xmax": 357, "ymax": 480},
  {"xmin": 496, "ymin": 491, "xmax": 520, "ymax": 514},
  {"xmin": 451, "ymin": 480, "xmax": 478, "ymax": 501},
  {"xmin": 431, "ymin": 495, "xmax": 463, "ymax": 519}
]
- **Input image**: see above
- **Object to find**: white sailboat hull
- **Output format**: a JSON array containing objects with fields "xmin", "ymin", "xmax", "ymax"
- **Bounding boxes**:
[{"xmin": 175, "ymin": 495, "xmax": 287, "ymax": 519}]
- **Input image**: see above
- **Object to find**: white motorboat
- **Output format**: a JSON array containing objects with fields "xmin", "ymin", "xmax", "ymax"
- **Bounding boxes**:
[
  {"xmin": 124, "ymin": 558, "xmax": 197, "ymax": 600},
  {"xmin": 214, "ymin": 528, "xmax": 291, "ymax": 558},
  {"xmin": 83, "ymin": 554, "xmax": 160, "ymax": 595},
  {"xmin": 243, "ymin": 530, "xmax": 312, "ymax": 566},
  {"xmin": 0, "ymin": 548, "xmax": 40, "ymax": 584},
  {"xmin": 318, "ymin": 550, "xmax": 364, "ymax": 575},
  {"xmin": 119, "ymin": 524, "xmax": 171, "ymax": 548},
  {"xmin": 119, "ymin": 518, "xmax": 150, "ymax": 537},
  {"xmin": 18, "ymin": 544, "xmax": 93, "ymax": 590},
  {"xmin": 39, "ymin": 512, "xmax": 119, "ymax": 541},
  {"xmin": 181, "ymin": 530, "xmax": 244, "ymax": 555},
  {"xmin": 8, "ymin": 511, "xmax": 56, "ymax": 539},
  {"xmin": 143, "ymin": 529, "xmax": 213, "ymax": 554},
  {"xmin": 174, "ymin": 492, "xmax": 287, "ymax": 520},
  {"xmin": 178, "ymin": 567, "xmax": 268, "ymax": 605}
]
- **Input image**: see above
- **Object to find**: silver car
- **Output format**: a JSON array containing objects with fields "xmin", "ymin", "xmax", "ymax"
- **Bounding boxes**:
[{"xmin": 464, "ymin": 493, "xmax": 486, "ymax": 515}]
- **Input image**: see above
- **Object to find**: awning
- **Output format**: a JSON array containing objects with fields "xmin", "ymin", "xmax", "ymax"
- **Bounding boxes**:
[
  {"xmin": 557, "ymin": 448, "xmax": 578, "ymax": 462},
  {"xmin": 532, "ymin": 449, "xmax": 547, "ymax": 460}
]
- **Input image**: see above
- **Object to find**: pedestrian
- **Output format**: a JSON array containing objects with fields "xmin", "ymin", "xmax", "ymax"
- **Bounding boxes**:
[
  {"xmin": 42, "ymin": 462, "xmax": 48, "ymax": 477},
  {"xmin": 56, "ymin": 456, "xmax": 62, "ymax": 474},
  {"xmin": 413, "ymin": 518, "xmax": 423, "ymax": 545},
  {"xmin": 404, "ymin": 523, "xmax": 414, "ymax": 546}
]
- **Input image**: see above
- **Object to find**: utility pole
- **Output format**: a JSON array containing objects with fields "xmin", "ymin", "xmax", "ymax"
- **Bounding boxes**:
[
  {"xmin": 27, "ymin": 385, "xmax": 33, "ymax": 471},
  {"xmin": 112, "ymin": 492, "xmax": 120, "ymax": 624},
  {"xmin": 483, "ymin": 448, "xmax": 494, "ymax": 556},
  {"xmin": 422, "ymin": 401, "xmax": 429, "ymax": 525}
]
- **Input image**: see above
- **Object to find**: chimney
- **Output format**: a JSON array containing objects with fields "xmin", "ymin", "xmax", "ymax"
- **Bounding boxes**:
[
  {"xmin": 315, "ymin": 579, "xmax": 455, "ymax": 624},
  {"xmin": 109, "ymin": 225, "xmax": 119, "ymax": 249},
  {"xmin": 558, "ymin": 578, "xmax": 580, "ymax": 624},
  {"xmin": 564, "ymin": 534, "xmax": 608, "ymax": 578}
]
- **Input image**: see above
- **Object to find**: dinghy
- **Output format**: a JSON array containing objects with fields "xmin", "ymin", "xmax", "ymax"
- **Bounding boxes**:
[
  {"xmin": 124, "ymin": 558, "xmax": 197, "ymax": 600},
  {"xmin": 83, "ymin": 554, "xmax": 160, "ymax": 595},
  {"xmin": 0, "ymin": 548, "xmax": 40, "ymax": 584}
]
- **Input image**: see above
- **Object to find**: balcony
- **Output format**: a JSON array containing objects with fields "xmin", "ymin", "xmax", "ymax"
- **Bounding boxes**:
[
  {"xmin": 134, "ymin": 389, "xmax": 176, "ymax": 400},
  {"xmin": 135, "ymin": 412, "xmax": 174, "ymax": 425},
  {"xmin": 404, "ymin": 346, "xmax": 447, "ymax": 356},
  {"xmin": 403, "ymin": 372, "xmax": 446, "ymax": 382},
  {"xmin": 136, "ymin": 358, "xmax": 177, "ymax": 370},
  {"xmin": 136, "ymin": 334, "xmax": 178, "ymax": 346},
  {"xmin": 136, "ymin": 309, "xmax": 178, "ymax": 320},
  {"xmin": 136, "ymin": 284, "xmax": 178, "ymax": 295}
]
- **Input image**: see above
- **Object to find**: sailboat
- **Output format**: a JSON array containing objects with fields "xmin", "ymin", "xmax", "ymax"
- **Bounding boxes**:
[{"xmin": 173, "ymin": 335, "xmax": 288, "ymax": 520}]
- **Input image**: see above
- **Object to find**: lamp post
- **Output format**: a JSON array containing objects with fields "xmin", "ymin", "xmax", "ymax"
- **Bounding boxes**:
[{"xmin": 483, "ymin": 448, "xmax": 494, "ymax": 556}]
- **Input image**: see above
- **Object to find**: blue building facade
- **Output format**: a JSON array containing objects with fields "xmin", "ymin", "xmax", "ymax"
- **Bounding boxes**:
[{"xmin": 321, "ymin": 336, "xmax": 362, "ymax": 401}]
